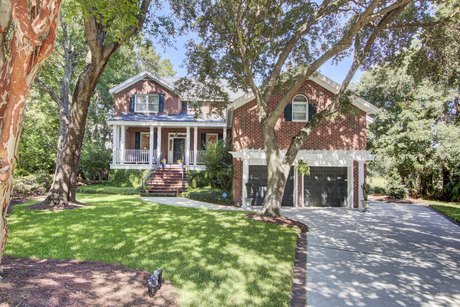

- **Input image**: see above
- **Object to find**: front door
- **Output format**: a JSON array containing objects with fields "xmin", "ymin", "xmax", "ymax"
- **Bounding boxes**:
[{"xmin": 168, "ymin": 137, "xmax": 185, "ymax": 164}]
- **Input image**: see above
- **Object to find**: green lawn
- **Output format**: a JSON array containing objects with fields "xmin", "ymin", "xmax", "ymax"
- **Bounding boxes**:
[
  {"xmin": 77, "ymin": 184, "xmax": 140, "ymax": 195},
  {"xmin": 6, "ymin": 194, "xmax": 297, "ymax": 306},
  {"xmin": 427, "ymin": 200, "xmax": 460, "ymax": 223}
]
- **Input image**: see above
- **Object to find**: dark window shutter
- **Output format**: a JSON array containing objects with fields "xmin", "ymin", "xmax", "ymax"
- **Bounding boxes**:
[
  {"xmin": 134, "ymin": 132, "xmax": 141, "ymax": 149},
  {"xmin": 201, "ymin": 133, "xmax": 206, "ymax": 150},
  {"xmin": 154, "ymin": 132, "xmax": 157, "ymax": 149},
  {"xmin": 308, "ymin": 103, "xmax": 317, "ymax": 121},
  {"xmin": 218, "ymin": 133, "xmax": 223, "ymax": 141},
  {"xmin": 284, "ymin": 103, "xmax": 292, "ymax": 121},
  {"xmin": 159, "ymin": 94, "xmax": 164, "ymax": 113},
  {"xmin": 129, "ymin": 95, "xmax": 135, "ymax": 113},
  {"xmin": 181, "ymin": 101, "xmax": 188, "ymax": 114}
]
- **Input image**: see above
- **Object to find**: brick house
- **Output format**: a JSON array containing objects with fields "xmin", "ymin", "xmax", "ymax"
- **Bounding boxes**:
[{"xmin": 109, "ymin": 71, "xmax": 376, "ymax": 207}]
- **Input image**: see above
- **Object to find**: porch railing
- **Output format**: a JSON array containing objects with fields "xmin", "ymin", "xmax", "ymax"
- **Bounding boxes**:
[
  {"xmin": 189, "ymin": 150, "xmax": 206, "ymax": 165},
  {"xmin": 114, "ymin": 149, "xmax": 157, "ymax": 164}
]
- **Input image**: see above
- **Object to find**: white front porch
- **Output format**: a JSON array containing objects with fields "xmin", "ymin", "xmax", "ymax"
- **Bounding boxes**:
[{"xmin": 110, "ymin": 121, "xmax": 227, "ymax": 170}]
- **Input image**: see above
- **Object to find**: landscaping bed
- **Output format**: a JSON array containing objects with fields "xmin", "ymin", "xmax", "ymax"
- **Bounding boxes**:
[
  {"xmin": 5, "ymin": 194, "xmax": 297, "ymax": 306},
  {"xmin": 0, "ymin": 257, "xmax": 178, "ymax": 306}
]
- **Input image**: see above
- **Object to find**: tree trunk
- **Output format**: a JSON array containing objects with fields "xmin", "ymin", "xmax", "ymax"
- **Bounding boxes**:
[
  {"xmin": 259, "ymin": 122, "xmax": 291, "ymax": 217},
  {"xmin": 40, "ymin": 63, "xmax": 106, "ymax": 208},
  {"xmin": 0, "ymin": 0, "xmax": 61, "ymax": 273}
]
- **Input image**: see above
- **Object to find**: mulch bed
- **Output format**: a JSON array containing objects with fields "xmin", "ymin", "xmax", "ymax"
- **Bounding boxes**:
[
  {"xmin": 246, "ymin": 214, "xmax": 308, "ymax": 307},
  {"xmin": 0, "ymin": 257, "xmax": 178, "ymax": 307}
]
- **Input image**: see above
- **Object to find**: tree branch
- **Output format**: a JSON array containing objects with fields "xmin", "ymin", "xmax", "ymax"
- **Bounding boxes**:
[{"xmin": 35, "ymin": 77, "xmax": 62, "ymax": 107}]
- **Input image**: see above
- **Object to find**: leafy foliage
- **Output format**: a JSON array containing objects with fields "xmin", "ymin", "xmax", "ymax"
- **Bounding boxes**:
[
  {"xmin": 186, "ymin": 170, "xmax": 210, "ymax": 188},
  {"xmin": 202, "ymin": 140, "xmax": 233, "ymax": 191},
  {"xmin": 356, "ymin": 55, "xmax": 459, "ymax": 200},
  {"xmin": 182, "ymin": 187, "xmax": 233, "ymax": 206},
  {"xmin": 12, "ymin": 172, "xmax": 53, "ymax": 198},
  {"xmin": 107, "ymin": 169, "xmax": 150, "ymax": 188}
]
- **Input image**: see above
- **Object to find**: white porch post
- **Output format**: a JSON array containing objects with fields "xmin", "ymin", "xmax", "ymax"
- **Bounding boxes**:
[
  {"xmin": 112, "ymin": 125, "xmax": 118, "ymax": 164},
  {"xmin": 193, "ymin": 127, "xmax": 198, "ymax": 166},
  {"xmin": 156, "ymin": 126, "xmax": 162, "ymax": 165},
  {"xmin": 120, "ymin": 125, "xmax": 126, "ymax": 163},
  {"xmin": 223, "ymin": 127, "xmax": 227, "ymax": 141},
  {"xmin": 149, "ymin": 125, "xmax": 154, "ymax": 167},
  {"xmin": 242, "ymin": 159, "xmax": 249, "ymax": 207},
  {"xmin": 358, "ymin": 161, "xmax": 365, "ymax": 209},
  {"xmin": 185, "ymin": 126, "xmax": 190, "ymax": 165}
]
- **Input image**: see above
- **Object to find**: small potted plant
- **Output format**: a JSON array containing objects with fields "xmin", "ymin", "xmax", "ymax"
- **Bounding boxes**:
[
  {"xmin": 177, "ymin": 159, "xmax": 183, "ymax": 165},
  {"xmin": 161, "ymin": 158, "xmax": 167, "ymax": 170},
  {"xmin": 244, "ymin": 182, "xmax": 254, "ymax": 208},
  {"xmin": 361, "ymin": 183, "xmax": 369, "ymax": 212}
]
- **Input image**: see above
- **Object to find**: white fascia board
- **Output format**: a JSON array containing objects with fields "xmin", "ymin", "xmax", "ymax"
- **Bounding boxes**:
[
  {"xmin": 230, "ymin": 73, "xmax": 378, "ymax": 114},
  {"xmin": 109, "ymin": 71, "xmax": 176, "ymax": 94},
  {"xmin": 230, "ymin": 149, "xmax": 375, "ymax": 162},
  {"xmin": 108, "ymin": 120, "xmax": 227, "ymax": 128}
]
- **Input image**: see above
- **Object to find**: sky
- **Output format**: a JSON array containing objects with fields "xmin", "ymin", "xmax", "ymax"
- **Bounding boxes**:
[{"xmin": 155, "ymin": 33, "xmax": 363, "ymax": 85}]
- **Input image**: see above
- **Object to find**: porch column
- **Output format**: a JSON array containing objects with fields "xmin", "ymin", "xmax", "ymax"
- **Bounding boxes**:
[
  {"xmin": 156, "ymin": 126, "xmax": 162, "ymax": 165},
  {"xmin": 185, "ymin": 126, "xmax": 190, "ymax": 165},
  {"xmin": 193, "ymin": 126, "xmax": 198, "ymax": 166},
  {"xmin": 149, "ymin": 125, "xmax": 154, "ymax": 167},
  {"xmin": 242, "ymin": 159, "xmax": 249, "ymax": 207},
  {"xmin": 120, "ymin": 125, "xmax": 126, "ymax": 163},
  {"xmin": 223, "ymin": 127, "xmax": 227, "ymax": 141},
  {"xmin": 358, "ymin": 161, "xmax": 365, "ymax": 209},
  {"xmin": 112, "ymin": 125, "xmax": 118, "ymax": 164}
]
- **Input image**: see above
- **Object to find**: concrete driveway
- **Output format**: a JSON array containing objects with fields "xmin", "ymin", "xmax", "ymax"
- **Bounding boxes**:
[{"xmin": 282, "ymin": 202, "xmax": 460, "ymax": 307}]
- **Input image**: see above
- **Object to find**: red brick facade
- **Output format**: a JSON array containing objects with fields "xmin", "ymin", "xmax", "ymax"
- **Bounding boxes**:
[
  {"xmin": 231, "ymin": 79, "xmax": 368, "ymax": 207},
  {"xmin": 114, "ymin": 80, "xmax": 182, "ymax": 116}
]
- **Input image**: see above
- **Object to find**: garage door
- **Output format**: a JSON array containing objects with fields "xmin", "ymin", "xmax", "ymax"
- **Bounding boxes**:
[
  {"xmin": 303, "ymin": 167, "xmax": 348, "ymax": 207},
  {"xmin": 248, "ymin": 166, "xmax": 294, "ymax": 206}
]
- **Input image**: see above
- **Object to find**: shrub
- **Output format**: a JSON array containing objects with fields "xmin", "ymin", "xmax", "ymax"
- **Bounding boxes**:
[
  {"xmin": 12, "ymin": 172, "xmax": 53, "ymax": 198},
  {"xmin": 77, "ymin": 184, "xmax": 140, "ymax": 195},
  {"xmin": 386, "ymin": 172, "xmax": 407, "ymax": 199},
  {"xmin": 187, "ymin": 170, "xmax": 210, "ymax": 188},
  {"xmin": 107, "ymin": 169, "xmax": 150, "ymax": 188},
  {"xmin": 79, "ymin": 140, "xmax": 112, "ymax": 182},
  {"xmin": 183, "ymin": 187, "xmax": 233, "ymax": 206},
  {"xmin": 203, "ymin": 140, "xmax": 233, "ymax": 191}
]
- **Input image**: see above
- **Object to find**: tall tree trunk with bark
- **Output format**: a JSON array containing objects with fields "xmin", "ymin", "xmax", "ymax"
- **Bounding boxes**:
[
  {"xmin": 39, "ymin": 0, "xmax": 152, "ymax": 209},
  {"xmin": 0, "ymin": 0, "xmax": 61, "ymax": 273}
]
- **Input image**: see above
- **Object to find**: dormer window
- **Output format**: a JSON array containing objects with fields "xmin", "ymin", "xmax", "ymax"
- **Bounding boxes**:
[
  {"xmin": 135, "ymin": 94, "xmax": 159, "ymax": 113},
  {"xmin": 292, "ymin": 95, "xmax": 309, "ymax": 122}
]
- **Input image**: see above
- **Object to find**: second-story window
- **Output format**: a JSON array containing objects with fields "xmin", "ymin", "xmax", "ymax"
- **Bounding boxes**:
[
  {"xmin": 292, "ymin": 94, "xmax": 309, "ymax": 121},
  {"xmin": 135, "ymin": 94, "xmax": 159, "ymax": 113}
]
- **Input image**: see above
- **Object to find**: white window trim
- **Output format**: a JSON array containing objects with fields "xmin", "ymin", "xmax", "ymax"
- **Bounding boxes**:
[
  {"xmin": 134, "ymin": 94, "xmax": 160, "ymax": 113},
  {"xmin": 292, "ymin": 94, "xmax": 309, "ymax": 122}
]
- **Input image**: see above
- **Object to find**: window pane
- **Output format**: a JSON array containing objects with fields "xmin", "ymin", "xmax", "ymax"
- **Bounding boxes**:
[
  {"xmin": 292, "ymin": 104, "xmax": 307, "ymax": 111},
  {"xmin": 293, "ymin": 112, "xmax": 307, "ymax": 121},
  {"xmin": 293, "ymin": 95, "xmax": 307, "ymax": 102}
]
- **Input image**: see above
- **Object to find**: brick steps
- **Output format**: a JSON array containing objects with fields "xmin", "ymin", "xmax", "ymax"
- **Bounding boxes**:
[{"xmin": 146, "ymin": 168, "xmax": 186, "ymax": 194}]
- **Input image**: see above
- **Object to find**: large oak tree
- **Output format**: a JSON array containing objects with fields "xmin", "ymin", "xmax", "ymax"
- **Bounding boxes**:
[
  {"xmin": 36, "ymin": 0, "xmax": 161, "ymax": 209},
  {"xmin": 173, "ymin": 0, "xmax": 433, "ymax": 216},
  {"xmin": 0, "ymin": 0, "xmax": 61, "ymax": 273}
]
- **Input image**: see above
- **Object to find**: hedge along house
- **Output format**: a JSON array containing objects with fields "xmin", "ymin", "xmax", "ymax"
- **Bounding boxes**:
[
  {"xmin": 108, "ymin": 71, "xmax": 244, "ymax": 171},
  {"xmin": 227, "ymin": 73, "xmax": 377, "ymax": 208}
]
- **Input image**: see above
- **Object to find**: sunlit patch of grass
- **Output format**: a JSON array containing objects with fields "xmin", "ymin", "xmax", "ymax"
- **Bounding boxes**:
[
  {"xmin": 6, "ymin": 194, "xmax": 297, "ymax": 306},
  {"xmin": 430, "ymin": 202, "xmax": 460, "ymax": 223}
]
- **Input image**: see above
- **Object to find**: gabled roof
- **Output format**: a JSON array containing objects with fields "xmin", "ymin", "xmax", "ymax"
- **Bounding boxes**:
[
  {"xmin": 109, "ymin": 71, "xmax": 176, "ymax": 94},
  {"xmin": 230, "ymin": 72, "xmax": 378, "ymax": 114},
  {"xmin": 109, "ymin": 71, "xmax": 246, "ymax": 101}
]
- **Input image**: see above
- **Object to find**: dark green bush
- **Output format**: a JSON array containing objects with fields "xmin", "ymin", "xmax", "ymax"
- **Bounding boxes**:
[
  {"xmin": 79, "ymin": 140, "xmax": 112, "ymax": 182},
  {"xmin": 187, "ymin": 170, "xmax": 210, "ymax": 188},
  {"xmin": 12, "ymin": 171, "xmax": 53, "ymax": 198},
  {"xmin": 203, "ymin": 140, "xmax": 233, "ymax": 191},
  {"xmin": 184, "ymin": 188, "xmax": 233, "ymax": 206},
  {"xmin": 387, "ymin": 173, "xmax": 407, "ymax": 199},
  {"xmin": 107, "ymin": 169, "xmax": 150, "ymax": 188}
]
